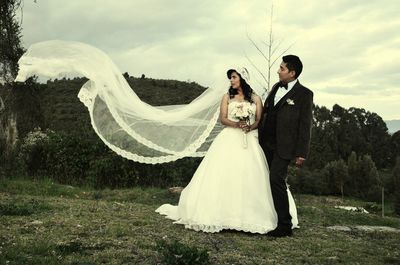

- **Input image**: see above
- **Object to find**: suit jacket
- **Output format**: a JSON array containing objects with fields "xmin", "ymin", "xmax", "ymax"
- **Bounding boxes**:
[{"xmin": 258, "ymin": 80, "xmax": 313, "ymax": 160}]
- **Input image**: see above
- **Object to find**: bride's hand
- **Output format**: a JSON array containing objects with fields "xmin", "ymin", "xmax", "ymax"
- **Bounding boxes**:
[
  {"xmin": 242, "ymin": 125, "xmax": 250, "ymax": 133},
  {"xmin": 238, "ymin": 121, "xmax": 247, "ymax": 128}
]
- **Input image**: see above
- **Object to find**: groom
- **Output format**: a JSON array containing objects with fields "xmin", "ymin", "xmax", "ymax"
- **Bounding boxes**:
[{"xmin": 258, "ymin": 55, "xmax": 313, "ymax": 237}]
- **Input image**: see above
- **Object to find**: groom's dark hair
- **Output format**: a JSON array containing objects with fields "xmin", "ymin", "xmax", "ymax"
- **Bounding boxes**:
[{"xmin": 283, "ymin": 55, "xmax": 303, "ymax": 78}]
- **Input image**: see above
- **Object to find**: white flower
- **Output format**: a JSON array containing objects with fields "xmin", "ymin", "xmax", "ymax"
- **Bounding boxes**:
[
  {"xmin": 286, "ymin": 98, "xmax": 295, "ymax": 105},
  {"xmin": 230, "ymin": 102, "xmax": 254, "ymax": 121},
  {"xmin": 20, "ymin": 127, "xmax": 54, "ymax": 152}
]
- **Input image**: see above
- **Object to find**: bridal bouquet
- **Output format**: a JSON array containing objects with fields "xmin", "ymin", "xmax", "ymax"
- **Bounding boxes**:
[{"xmin": 230, "ymin": 102, "xmax": 254, "ymax": 148}]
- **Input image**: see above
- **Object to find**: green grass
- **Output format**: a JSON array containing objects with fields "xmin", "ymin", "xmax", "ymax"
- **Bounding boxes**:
[
  {"xmin": 1, "ymin": 178, "xmax": 399, "ymax": 264},
  {"xmin": 0, "ymin": 198, "xmax": 51, "ymax": 216}
]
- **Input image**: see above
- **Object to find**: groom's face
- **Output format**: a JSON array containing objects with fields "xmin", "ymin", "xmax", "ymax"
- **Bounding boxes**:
[{"xmin": 278, "ymin": 62, "xmax": 296, "ymax": 83}]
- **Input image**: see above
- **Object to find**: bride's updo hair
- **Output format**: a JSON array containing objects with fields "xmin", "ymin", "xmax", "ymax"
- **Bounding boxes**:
[{"xmin": 227, "ymin": 69, "xmax": 254, "ymax": 103}]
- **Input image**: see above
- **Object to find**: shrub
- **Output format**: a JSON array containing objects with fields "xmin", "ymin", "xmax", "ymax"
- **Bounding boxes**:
[
  {"xmin": 288, "ymin": 167, "xmax": 325, "ymax": 195},
  {"xmin": 17, "ymin": 127, "xmax": 52, "ymax": 177},
  {"xmin": 15, "ymin": 128, "xmax": 202, "ymax": 188},
  {"xmin": 321, "ymin": 159, "xmax": 349, "ymax": 197}
]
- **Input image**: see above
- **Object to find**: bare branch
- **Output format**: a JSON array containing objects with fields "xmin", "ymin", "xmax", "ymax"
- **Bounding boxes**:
[
  {"xmin": 254, "ymin": 77, "xmax": 267, "ymax": 92},
  {"xmin": 272, "ymin": 42, "xmax": 296, "ymax": 66},
  {"xmin": 271, "ymin": 38, "xmax": 285, "ymax": 56},
  {"xmin": 244, "ymin": 52, "xmax": 269, "ymax": 85},
  {"xmin": 245, "ymin": 1, "xmax": 295, "ymax": 96},
  {"xmin": 246, "ymin": 31, "xmax": 270, "ymax": 63}
]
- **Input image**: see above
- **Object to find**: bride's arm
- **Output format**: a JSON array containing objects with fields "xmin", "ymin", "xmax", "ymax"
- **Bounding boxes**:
[
  {"xmin": 248, "ymin": 95, "xmax": 263, "ymax": 131},
  {"xmin": 220, "ymin": 94, "xmax": 241, "ymax": 128}
]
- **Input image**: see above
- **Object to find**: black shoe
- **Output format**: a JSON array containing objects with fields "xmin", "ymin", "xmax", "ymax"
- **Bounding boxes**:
[{"xmin": 267, "ymin": 226, "xmax": 293, "ymax": 237}]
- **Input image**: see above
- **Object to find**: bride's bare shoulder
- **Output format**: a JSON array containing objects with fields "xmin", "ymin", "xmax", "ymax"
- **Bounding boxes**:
[{"xmin": 251, "ymin": 93, "xmax": 261, "ymax": 102}]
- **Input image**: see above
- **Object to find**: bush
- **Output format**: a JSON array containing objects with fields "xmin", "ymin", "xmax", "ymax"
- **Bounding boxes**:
[
  {"xmin": 86, "ymin": 153, "xmax": 139, "ymax": 189},
  {"xmin": 288, "ymin": 167, "xmax": 325, "ymax": 195},
  {"xmin": 14, "ymin": 128, "xmax": 201, "ymax": 188},
  {"xmin": 17, "ymin": 127, "xmax": 52, "ymax": 177},
  {"xmin": 357, "ymin": 155, "xmax": 381, "ymax": 201},
  {"xmin": 321, "ymin": 159, "xmax": 349, "ymax": 197},
  {"xmin": 44, "ymin": 131, "xmax": 100, "ymax": 185},
  {"xmin": 346, "ymin": 153, "xmax": 383, "ymax": 201}
]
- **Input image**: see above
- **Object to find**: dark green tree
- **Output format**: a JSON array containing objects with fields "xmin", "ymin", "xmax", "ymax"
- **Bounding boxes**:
[
  {"xmin": 307, "ymin": 105, "xmax": 337, "ymax": 169},
  {"xmin": 347, "ymin": 151, "xmax": 358, "ymax": 195},
  {"xmin": 347, "ymin": 107, "xmax": 370, "ymax": 154},
  {"xmin": 322, "ymin": 159, "xmax": 349, "ymax": 198},
  {"xmin": 363, "ymin": 111, "xmax": 391, "ymax": 168},
  {"xmin": 122, "ymin": 72, "xmax": 130, "ymax": 80},
  {"xmin": 393, "ymin": 157, "xmax": 400, "ymax": 215},
  {"xmin": 0, "ymin": 0, "xmax": 25, "ymax": 174},
  {"xmin": 0, "ymin": 0, "xmax": 25, "ymax": 83},
  {"xmin": 358, "ymin": 154, "xmax": 381, "ymax": 200},
  {"xmin": 390, "ymin": 131, "xmax": 400, "ymax": 166},
  {"xmin": 331, "ymin": 104, "xmax": 354, "ymax": 160},
  {"xmin": 319, "ymin": 105, "xmax": 391, "ymax": 170}
]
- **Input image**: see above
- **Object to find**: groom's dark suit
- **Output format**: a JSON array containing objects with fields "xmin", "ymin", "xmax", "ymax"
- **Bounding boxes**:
[{"xmin": 259, "ymin": 80, "xmax": 313, "ymax": 233}]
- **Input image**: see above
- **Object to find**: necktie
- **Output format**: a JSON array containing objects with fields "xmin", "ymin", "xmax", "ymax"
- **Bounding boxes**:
[{"xmin": 279, "ymin": 82, "xmax": 288, "ymax": 90}]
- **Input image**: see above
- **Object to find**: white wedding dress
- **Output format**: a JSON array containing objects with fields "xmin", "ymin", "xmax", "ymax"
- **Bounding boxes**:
[{"xmin": 156, "ymin": 98, "xmax": 298, "ymax": 233}]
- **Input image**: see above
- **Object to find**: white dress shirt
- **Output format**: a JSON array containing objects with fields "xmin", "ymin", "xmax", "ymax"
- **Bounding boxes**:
[{"xmin": 274, "ymin": 79, "xmax": 298, "ymax": 106}]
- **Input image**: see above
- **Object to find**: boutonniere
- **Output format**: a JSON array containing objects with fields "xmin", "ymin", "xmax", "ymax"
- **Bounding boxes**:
[{"xmin": 286, "ymin": 98, "xmax": 295, "ymax": 105}]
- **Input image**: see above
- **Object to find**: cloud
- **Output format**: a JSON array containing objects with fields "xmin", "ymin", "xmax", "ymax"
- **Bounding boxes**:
[{"xmin": 19, "ymin": 0, "xmax": 400, "ymax": 119}]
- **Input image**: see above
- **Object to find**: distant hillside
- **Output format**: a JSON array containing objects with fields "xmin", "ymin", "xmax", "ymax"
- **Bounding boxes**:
[
  {"xmin": 385, "ymin": 119, "xmax": 400, "ymax": 134},
  {"xmin": 0, "ymin": 74, "xmax": 208, "ymax": 143},
  {"xmin": 36, "ymin": 75, "xmax": 207, "ymax": 134}
]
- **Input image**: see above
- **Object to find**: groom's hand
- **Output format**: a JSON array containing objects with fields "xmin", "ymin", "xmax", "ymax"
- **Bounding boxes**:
[{"xmin": 295, "ymin": 157, "xmax": 306, "ymax": 167}]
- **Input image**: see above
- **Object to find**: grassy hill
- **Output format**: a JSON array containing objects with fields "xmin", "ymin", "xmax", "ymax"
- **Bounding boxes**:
[
  {"xmin": 1, "ymin": 178, "xmax": 399, "ymax": 264},
  {"xmin": 37, "ymin": 76, "xmax": 206, "ymax": 134}
]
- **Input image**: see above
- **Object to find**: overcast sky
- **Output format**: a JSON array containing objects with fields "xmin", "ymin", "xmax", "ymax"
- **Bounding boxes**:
[{"xmin": 19, "ymin": 0, "xmax": 400, "ymax": 120}]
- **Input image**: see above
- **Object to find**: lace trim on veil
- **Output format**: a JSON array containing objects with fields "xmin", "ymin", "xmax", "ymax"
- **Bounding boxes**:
[{"xmin": 79, "ymin": 83, "xmax": 220, "ymax": 163}]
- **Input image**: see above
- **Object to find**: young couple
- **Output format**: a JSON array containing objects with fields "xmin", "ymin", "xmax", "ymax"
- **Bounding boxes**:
[{"xmin": 156, "ymin": 55, "xmax": 314, "ymax": 237}]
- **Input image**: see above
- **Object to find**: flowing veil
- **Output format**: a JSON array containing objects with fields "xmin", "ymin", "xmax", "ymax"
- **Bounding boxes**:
[{"xmin": 16, "ymin": 40, "xmax": 224, "ymax": 164}]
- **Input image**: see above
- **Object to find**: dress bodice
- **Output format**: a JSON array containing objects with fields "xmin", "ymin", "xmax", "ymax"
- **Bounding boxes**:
[{"xmin": 227, "ymin": 100, "xmax": 257, "ymax": 124}]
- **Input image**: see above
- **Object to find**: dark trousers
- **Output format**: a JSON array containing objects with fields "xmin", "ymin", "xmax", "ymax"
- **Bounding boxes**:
[{"xmin": 263, "ymin": 146, "xmax": 292, "ymax": 229}]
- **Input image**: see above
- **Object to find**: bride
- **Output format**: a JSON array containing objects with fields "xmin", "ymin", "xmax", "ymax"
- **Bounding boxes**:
[{"xmin": 156, "ymin": 67, "xmax": 298, "ymax": 234}]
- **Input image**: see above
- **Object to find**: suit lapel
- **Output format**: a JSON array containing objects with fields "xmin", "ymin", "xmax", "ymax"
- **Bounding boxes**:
[
  {"xmin": 264, "ymin": 83, "xmax": 280, "ymax": 110},
  {"xmin": 274, "ymin": 80, "xmax": 301, "ymax": 109}
]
